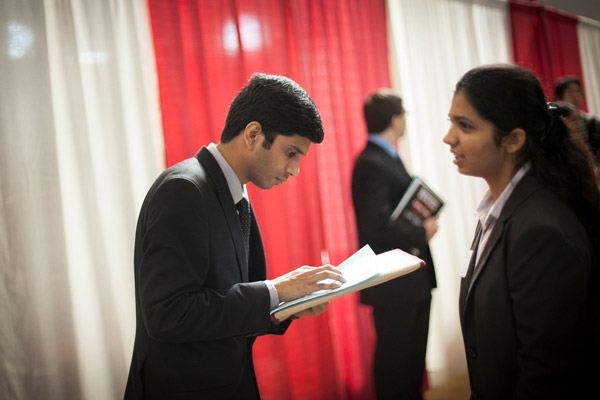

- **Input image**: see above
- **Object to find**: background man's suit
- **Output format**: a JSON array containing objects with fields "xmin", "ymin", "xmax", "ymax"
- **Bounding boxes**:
[
  {"xmin": 125, "ymin": 147, "xmax": 288, "ymax": 400},
  {"xmin": 459, "ymin": 171, "xmax": 591, "ymax": 400},
  {"xmin": 351, "ymin": 141, "xmax": 436, "ymax": 399}
]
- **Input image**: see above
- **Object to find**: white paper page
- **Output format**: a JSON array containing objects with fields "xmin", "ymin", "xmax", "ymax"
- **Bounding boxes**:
[
  {"xmin": 272, "ymin": 245, "xmax": 378, "ymax": 310},
  {"xmin": 317, "ymin": 244, "xmax": 377, "ymax": 287}
]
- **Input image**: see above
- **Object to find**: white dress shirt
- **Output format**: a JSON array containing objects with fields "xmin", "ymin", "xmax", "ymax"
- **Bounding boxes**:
[
  {"xmin": 206, "ymin": 143, "xmax": 280, "ymax": 309},
  {"xmin": 474, "ymin": 162, "xmax": 531, "ymax": 264}
]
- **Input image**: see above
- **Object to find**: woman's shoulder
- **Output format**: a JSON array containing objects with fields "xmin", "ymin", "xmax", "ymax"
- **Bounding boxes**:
[{"xmin": 510, "ymin": 184, "xmax": 586, "ymax": 240}]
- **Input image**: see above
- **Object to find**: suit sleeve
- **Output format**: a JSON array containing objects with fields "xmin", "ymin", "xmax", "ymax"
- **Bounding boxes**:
[
  {"xmin": 352, "ymin": 159, "xmax": 427, "ymax": 253},
  {"xmin": 507, "ymin": 223, "xmax": 589, "ymax": 397},
  {"xmin": 138, "ymin": 178, "xmax": 275, "ymax": 343}
]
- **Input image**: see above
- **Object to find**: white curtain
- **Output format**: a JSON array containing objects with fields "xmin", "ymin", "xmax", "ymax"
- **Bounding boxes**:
[
  {"xmin": 0, "ymin": 0, "xmax": 164, "ymax": 399},
  {"xmin": 578, "ymin": 17, "xmax": 600, "ymax": 116},
  {"xmin": 385, "ymin": 0, "xmax": 512, "ymax": 386}
]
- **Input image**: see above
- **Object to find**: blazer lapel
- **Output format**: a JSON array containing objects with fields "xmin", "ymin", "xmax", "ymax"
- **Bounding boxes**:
[
  {"xmin": 196, "ymin": 148, "xmax": 249, "ymax": 282},
  {"xmin": 367, "ymin": 142, "xmax": 410, "ymax": 182},
  {"xmin": 462, "ymin": 170, "xmax": 541, "ymax": 307},
  {"xmin": 460, "ymin": 221, "xmax": 482, "ymax": 319},
  {"xmin": 465, "ymin": 221, "xmax": 504, "ymax": 300}
]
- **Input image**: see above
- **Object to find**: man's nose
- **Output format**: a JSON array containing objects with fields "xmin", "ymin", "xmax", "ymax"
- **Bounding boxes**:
[{"xmin": 286, "ymin": 161, "xmax": 300, "ymax": 177}]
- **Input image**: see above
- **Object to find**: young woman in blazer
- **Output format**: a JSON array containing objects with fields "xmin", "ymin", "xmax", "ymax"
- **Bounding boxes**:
[{"xmin": 444, "ymin": 64, "xmax": 599, "ymax": 399}]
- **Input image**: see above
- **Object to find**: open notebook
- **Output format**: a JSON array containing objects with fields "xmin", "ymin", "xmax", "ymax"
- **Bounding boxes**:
[{"xmin": 270, "ymin": 245, "xmax": 425, "ymax": 322}]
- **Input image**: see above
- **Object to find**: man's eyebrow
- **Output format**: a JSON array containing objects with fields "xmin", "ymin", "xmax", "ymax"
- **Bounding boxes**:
[{"xmin": 289, "ymin": 145, "xmax": 305, "ymax": 155}]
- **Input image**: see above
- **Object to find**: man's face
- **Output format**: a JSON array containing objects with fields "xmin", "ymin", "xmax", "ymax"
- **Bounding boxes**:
[
  {"xmin": 248, "ymin": 133, "xmax": 313, "ymax": 189},
  {"xmin": 392, "ymin": 113, "xmax": 406, "ymax": 139},
  {"xmin": 561, "ymin": 83, "xmax": 584, "ymax": 110}
]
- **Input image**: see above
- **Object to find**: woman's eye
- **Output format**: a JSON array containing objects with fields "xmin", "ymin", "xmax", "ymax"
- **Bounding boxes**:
[{"xmin": 459, "ymin": 120, "xmax": 472, "ymax": 130}]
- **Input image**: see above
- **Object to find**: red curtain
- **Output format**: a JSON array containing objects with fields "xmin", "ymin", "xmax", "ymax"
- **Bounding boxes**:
[
  {"xmin": 147, "ymin": 1, "xmax": 391, "ymax": 398},
  {"xmin": 509, "ymin": 0, "xmax": 587, "ymax": 109}
]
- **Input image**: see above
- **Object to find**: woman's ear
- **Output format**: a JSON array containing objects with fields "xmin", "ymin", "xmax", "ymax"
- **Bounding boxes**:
[{"xmin": 502, "ymin": 128, "xmax": 526, "ymax": 154}]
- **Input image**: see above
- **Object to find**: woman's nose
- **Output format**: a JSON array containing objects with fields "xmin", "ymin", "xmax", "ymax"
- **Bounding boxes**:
[{"xmin": 443, "ymin": 128, "xmax": 455, "ymax": 146}]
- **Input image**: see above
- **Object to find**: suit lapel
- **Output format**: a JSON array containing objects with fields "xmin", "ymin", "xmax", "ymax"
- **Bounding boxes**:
[
  {"xmin": 461, "ymin": 171, "xmax": 541, "ymax": 309},
  {"xmin": 465, "ymin": 221, "xmax": 504, "ymax": 300},
  {"xmin": 460, "ymin": 221, "xmax": 481, "ymax": 319},
  {"xmin": 393, "ymin": 154, "xmax": 409, "ymax": 179},
  {"xmin": 196, "ymin": 148, "xmax": 249, "ymax": 282},
  {"xmin": 366, "ymin": 142, "xmax": 411, "ymax": 184}
]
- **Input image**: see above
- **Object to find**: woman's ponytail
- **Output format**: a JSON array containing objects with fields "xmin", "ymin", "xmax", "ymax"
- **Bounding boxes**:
[{"xmin": 456, "ymin": 64, "xmax": 600, "ymax": 235}]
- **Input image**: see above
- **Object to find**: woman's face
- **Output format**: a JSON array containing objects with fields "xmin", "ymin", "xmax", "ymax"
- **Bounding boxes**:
[{"xmin": 443, "ymin": 91, "xmax": 512, "ymax": 184}]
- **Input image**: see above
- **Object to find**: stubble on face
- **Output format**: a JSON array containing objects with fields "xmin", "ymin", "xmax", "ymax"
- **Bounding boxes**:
[{"xmin": 248, "ymin": 134, "xmax": 312, "ymax": 189}]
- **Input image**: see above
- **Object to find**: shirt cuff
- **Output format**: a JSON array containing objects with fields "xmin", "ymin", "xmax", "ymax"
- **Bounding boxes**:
[{"xmin": 264, "ymin": 280, "xmax": 280, "ymax": 310}]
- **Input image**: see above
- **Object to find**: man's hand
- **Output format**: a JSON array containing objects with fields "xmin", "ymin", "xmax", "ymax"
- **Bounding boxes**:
[
  {"xmin": 291, "ymin": 302, "xmax": 329, "ymax": 319},
  {"xmin": 271, "ymin": 265, "xmax": 345, "ymax": 302},
  {"xmin": 424, "ymin": 216, "xmax": 439, "ymax": 241}
]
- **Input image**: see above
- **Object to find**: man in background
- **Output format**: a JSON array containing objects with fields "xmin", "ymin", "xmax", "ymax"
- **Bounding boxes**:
[
  {"xmin": 125, "ymin": 73, "xmax": 345, "ymax": 400},
  {"xmin": 351, "ymin": 89, "xmax": 438, "ymax": 400},
  {"xmin": 554, "ymin": 76, "xmax": 600, "ymax": 162}
]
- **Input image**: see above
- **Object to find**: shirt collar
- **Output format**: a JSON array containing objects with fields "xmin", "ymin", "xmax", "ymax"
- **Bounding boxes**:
[
  {"xmin": 476, "ymin": 162, "xmax": 531, "ymax": 229},
  {"xmin": 368, "ymin": 134, "xmax": 399, "ymax": 159},
  {"xmin": 207, "ymin": 143, "xmax": 247, "ymax": 204}
]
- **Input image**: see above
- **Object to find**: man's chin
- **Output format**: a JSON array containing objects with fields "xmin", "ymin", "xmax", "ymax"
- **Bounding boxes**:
[
  {"xmin": 254, "ymin": 182, "xmax": 275, "ymax": 190},
  {"xmin": 252, "ymin": 178, "xmax": 284, "ymax": 190}
]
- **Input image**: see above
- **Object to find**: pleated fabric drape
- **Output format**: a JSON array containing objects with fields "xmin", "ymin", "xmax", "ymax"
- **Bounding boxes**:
[
  {"xmin": 578, "ymin": 18, "xmax": 600, "ymax": 115},
  {"xmin": 509, "ymin": 0, "xmax": 586, "ymax": 105},
  {"xmin": 385, "ymin": 0, "xmax": 512, "ymax": 385},
  {"xmin": 146, "ymin": 1, "xmax": 391, "ymax": 398},
  {"xmin": 2, "ymin": 1, "xmax": 599, "ymax": 399},
  {"xmin": 0, "ymin": 0, "xmax": 164, "ymax": 399}
]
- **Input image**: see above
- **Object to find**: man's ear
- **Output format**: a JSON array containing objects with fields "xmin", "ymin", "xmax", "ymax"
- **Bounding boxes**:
[
  {"xmin": 502, "ymin": 128, "xmax": 526, "ymax": 154},
  {"xmin": 243, "ymin": 121, "xmax": 262, "ymax": 149}
]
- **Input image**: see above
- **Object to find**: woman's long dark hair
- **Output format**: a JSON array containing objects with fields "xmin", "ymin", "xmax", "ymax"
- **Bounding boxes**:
[{"xmin": 455, "ymin": 64, "xmax": 600, "ymax": 235}]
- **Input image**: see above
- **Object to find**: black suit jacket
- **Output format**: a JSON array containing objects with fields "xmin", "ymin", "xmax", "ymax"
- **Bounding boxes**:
[
  {"xmin": 351, "ymin": 141, "xmax": 436, "ymax": 306},
  {"xmin": 459, "ymin": 171, "xmax": 592, "ymax": 399},
  {"xmin": 125, "ymin": 148, "xmax": 288, "ymax": 399}
]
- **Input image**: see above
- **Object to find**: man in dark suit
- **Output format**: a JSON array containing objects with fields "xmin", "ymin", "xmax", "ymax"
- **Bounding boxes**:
[
  {"xmin": 351, "ymin": 89, "xmax": 438, "ymax": 400},
  {"xmin": 124, "ymin": 73, "xmax": 345, "ymax": 400},
  {"xmin": 553, "ymin": 76, "xmax": 600, "ymax": 184},
  {"xmin": 553, "ymin": 76, "xmax": 600, "ymax": 163}
]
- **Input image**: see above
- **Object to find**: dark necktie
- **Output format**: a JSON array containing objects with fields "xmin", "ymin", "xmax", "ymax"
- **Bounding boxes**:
[{"xmin": 236, "ymin": 198, "xmax": 251, "ymax": 264}]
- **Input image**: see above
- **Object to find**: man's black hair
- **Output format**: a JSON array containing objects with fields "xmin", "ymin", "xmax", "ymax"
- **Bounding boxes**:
[
  {"xmin": 554, "ymin": 76, "xmax": 582, "ymax": 101},
  {"xmin": 221, "ymin": 73, "xmax": 324, "ymax": 147}
]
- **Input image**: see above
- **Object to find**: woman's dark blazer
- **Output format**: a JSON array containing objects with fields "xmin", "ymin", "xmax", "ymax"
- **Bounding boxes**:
[
  {"xmin": 459, "ymin": 171, "xmax": 592, "ymax": 399},
  {"xmin": 125, "ymin": 147, "xmax": 288, "ymax": 400}
]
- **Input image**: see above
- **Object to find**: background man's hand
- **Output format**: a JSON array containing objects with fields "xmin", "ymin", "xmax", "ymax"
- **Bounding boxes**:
[
  {"xmin": 271, "ymin": 265, "xmax": 345, "ymax": 302},
  {"xmin": 424, "ymin": 216, "xmax": 439, "ymax": 241}
]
